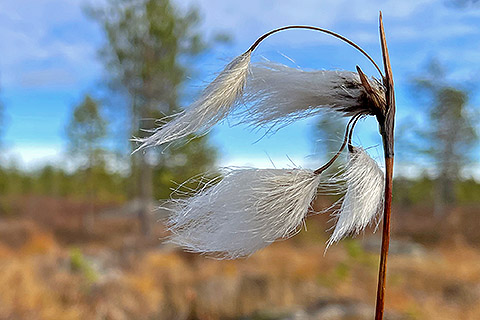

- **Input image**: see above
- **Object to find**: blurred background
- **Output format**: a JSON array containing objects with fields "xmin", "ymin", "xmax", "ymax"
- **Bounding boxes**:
[{"xmin": 0, "ymin": 0, "xmax": 479, "ymax": 319}]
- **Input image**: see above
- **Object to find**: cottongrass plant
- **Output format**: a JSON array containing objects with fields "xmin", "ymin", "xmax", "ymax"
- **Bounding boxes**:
[{"xmin": 139, "ymin": 13, "xmax": 396, "ymax": 320}]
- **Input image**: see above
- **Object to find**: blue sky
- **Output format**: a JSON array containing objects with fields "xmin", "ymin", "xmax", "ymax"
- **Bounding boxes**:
[{"xmin": 0, "ymin": 0, "xmax": 479, "ymax": 174}]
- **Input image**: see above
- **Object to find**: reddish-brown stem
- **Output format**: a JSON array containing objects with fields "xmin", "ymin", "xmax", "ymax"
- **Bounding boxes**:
[
  {"xmin": 375, "ymin": 12, "xmax": 396, "ymax": 320},
  {"xmin": 347, "ymin": 114, "xmax": 362, "ymax": 153},
  {"xmin": 314, "ymin": 114, "xmax": 361, "ymax": 175},
  {"xmin": 375, "ymin": 157, "xmax": 393, "ymax": 319}
]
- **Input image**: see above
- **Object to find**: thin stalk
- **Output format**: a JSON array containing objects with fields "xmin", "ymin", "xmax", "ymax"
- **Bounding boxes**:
[
  {"xmin": 375, "ymin": 157, "xmax": 393, "ymax": 319},
  {"xmin": 375, "ymin": 12, "xmax": 396, "ymax": 320},
  {"xmin": 314, "ymin": 114, "xmax": 361, "ymax": 175},
  {"xmin": 247, "ymin": 25, "xmax": 384, "ymax": 78}
]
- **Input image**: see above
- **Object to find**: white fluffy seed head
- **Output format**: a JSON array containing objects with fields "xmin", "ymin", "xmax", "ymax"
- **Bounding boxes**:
[
  {"xmin": 327, "ymin": 147, "xmax": 385, "ymax": 247},
  {"xmin": 135, "ymin": 52, "xmax": 251, "ymax": 150},
  {"xmin": 239, "ymin": 62, "xmax": 385, "ymax": 129},
  {"xmin": 135, "ymin": 58, "xmax": 385, "ymax": 149},
  {"xmin": 166, "ymin": 168, "xmax": 322, "ymax": 259}
]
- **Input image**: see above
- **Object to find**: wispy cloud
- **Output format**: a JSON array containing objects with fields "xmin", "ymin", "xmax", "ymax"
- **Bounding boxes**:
[
  {"xmin": 0, "ymin": 0, "xmax": 101, "ymax": 88},
  {"xmin": 180, "ymin": 0, "xmax": 447, "ymax": 47},
  {"xmin": 20, "ymin": 68, "xmax": 77, "ymax": 88}
]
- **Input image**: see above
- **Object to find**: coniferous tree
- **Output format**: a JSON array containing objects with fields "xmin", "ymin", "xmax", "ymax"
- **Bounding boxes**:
[
  {"xmin": 413, "ymin": 62, "xmax": 477, "ymax": 215},
  {"xmin": 66, "ymin": 94, "xmax": 107, "ymax": 229},
  {"xmin": 89, "ymin": 0, "xmax": 218, "ymax": 235}
]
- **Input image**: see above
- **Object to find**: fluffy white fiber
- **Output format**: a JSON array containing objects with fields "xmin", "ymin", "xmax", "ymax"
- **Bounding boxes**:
[
  {"xmin": 135, "ymin": 52, "xmax": 251, "ymax": 149},
  {"xmin": 239, "ymin": 62, "xmax": 383, "ymax": 128},
  {"xmin": 166, "ymin": 168, "xmax": 322, "ymax": 259},
  {"xmin": 327, "ymin": 147, "xmax": 385, "ymax": 247},
  {"xmin": 136, "ymin": 57, "xmax": 385, "ymax": 149}
]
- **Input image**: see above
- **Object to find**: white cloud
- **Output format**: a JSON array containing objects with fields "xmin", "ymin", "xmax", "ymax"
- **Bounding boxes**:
[
  {"xmin": 20, "ymin": 68, "xmax": 76, "ymax": 87},
  {"xmin": 178, "ymin": 0, "xmax": 445, "ymax": 48},
  {"xmin": 4, "ymin": 144, "xmax": 63, "ymax": 170},
  {"xmin": 390, "ymin": 23, "xmax": 478, "ymax": 42},
  {"xmin": 1, "ymin": 0, "xmax": 477, "ymax": 90},
  {"xmin": 0, "ymin": 0, "xmax": 101, "ymax": 88}
]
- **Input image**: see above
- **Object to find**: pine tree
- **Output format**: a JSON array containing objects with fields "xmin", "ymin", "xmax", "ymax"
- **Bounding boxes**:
[
  {"xmin": 89, "ymin": 0, "xmax": 218, "ymax": 235},
  {"xmin": 413, "ymin": 62, "xmax": 477, "ymax": 215},
  {"xmin": 66, "ymin": 94, "xmax": 107, "ymax": 230}
]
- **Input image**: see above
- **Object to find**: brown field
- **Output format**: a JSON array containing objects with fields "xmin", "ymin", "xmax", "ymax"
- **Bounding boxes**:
[{"xmin": 0, "ymin": 196, "xmax": 479, "ymax": 320}]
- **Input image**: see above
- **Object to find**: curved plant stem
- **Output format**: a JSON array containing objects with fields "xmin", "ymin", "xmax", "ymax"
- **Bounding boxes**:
[
  {"xmin": 314, "ymin": 114, "xmax": 361, "ymax": 175},
  {"xmin": 247, "ymin": 25, "xmax": 384, "ymax": 78}
]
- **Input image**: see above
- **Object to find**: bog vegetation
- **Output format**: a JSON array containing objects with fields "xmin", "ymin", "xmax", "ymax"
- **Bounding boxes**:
[{"xmin": 0, "ymin": 0, "xmax": 478, "ymax": 319}]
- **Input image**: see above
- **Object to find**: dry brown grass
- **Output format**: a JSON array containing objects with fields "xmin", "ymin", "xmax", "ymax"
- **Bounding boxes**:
[{"xmin": 0, "ymin": 196, "xmax": 479, "ymax": 319}]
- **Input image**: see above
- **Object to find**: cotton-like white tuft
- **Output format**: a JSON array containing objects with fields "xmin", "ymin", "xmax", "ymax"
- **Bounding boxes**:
[
  {"xmin": 166, "ymin": 168, "xmax": 322, "ymax": 259},
  {"xmin": 327, "ymin": 147, "xmax": 384, "ymax": 247},
  {"xmin": 135, "ymin": 52, "xmax": 251, "ymax": 149},
  {"xmin": 239, "ymin": 62, "xmax": 384, "ymax": 129}
]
